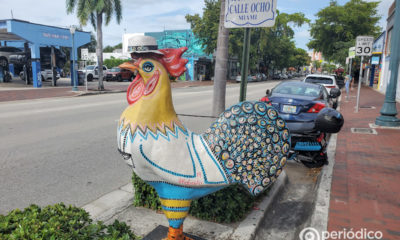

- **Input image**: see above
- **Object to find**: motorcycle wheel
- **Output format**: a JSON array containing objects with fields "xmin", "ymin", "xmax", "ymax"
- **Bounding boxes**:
[{"xmin": 300, "ymin": 151, "xmax": 327, "ymax": 168}]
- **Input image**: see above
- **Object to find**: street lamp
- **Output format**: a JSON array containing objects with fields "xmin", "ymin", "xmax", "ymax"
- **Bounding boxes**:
[
  {"xmin": 70, "ymin": 26, "xmax": 78, "ymax": 91},
  {"xmin": 375, "ymin": 0, "xmax": 400, "ymax": 126}
]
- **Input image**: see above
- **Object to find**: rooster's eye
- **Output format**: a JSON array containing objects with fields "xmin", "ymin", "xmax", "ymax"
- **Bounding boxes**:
[{"xmin": 142, "ymin": 61, "xmax": 154, "ymax": 73}]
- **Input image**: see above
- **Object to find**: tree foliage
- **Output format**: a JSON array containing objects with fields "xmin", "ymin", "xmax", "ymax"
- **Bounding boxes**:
[
  {"xmin": 185, "ymin": 0, "xmax": 220, "ymax": 55},
  {"xmin": 308, "ymin": 0, "xmax": 381, "ymax": 65},
  {"xmin": 103, "ymin": 43, "xmax": 122, "ymax": 52},
  {"xmin": 186, "ymin": 1, "xmax": 310, "ymax": 73},
  {"xmin": 66, "ymin": 0, "xmax": 122, "ymax": 90}
]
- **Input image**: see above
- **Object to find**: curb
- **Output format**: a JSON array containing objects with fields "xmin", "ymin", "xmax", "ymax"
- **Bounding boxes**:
[
  {"xmin": 307, "ymin": 133, "xmax": 337, "ymax": 233},
  {"xmin": 76, "ymin": 89, "xmax": 126, "ymax": 97},
  {"xmin": 82, "ymin": 183, "xmax": 134, "ymax": 222},
  {"xmin": 81, "ymin": 171, "xmax": 288, "ymax": 239},
  {"xmin": 231, "ymin": 170, "xmax": 288, "ymax": 240},
  {"xmin": 306, "ymin": 96, "xmax": 341, "ymax": 234}
]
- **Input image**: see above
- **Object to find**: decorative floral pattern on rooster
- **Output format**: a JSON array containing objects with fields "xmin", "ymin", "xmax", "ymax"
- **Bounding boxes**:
[{"xmin": 117, "ymin": 47, "xmax": 290, "ymax": 240}]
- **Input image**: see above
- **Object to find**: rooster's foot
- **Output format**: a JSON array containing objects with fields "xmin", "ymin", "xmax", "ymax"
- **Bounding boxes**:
[{"xmin": 163, "ymin": 225, "xmax": 194, "ymax": 240}]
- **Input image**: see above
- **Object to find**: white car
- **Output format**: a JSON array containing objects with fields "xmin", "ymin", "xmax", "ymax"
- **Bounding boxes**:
[
  {"xmin": 41, "ymin": 69, "xmax": 60, "ymax": 80},
  {"xmin": 303, "ymin": 74, "xmax": 338, "ymax": 94},
  {"xmin": 80, "ymin": 65, "xmax": 108, "ymax": 81}
]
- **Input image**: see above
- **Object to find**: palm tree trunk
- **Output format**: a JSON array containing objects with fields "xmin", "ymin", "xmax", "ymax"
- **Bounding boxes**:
[
  {"xmin": 96, "ymin": 12, "xmax": 104, "ymax": 91},
  {"xmin": 212, "ymin": 0, "xmax": 229, "ymax": 117}
]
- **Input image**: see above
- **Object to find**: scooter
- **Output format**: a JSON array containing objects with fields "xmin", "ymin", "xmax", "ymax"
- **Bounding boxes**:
[
  {"xmin": 288, "ymin": 107, "xmax": 344, "ymax": 168},
  {"xmin": 288, "ymin": 131, "xmax": 329, "ymax": 168}
]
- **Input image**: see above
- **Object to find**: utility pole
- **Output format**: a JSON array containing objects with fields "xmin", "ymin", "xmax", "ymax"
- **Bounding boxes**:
[
  {"xmin": 376, "ymin": 0, "xmax": 400, "ymax": 126},
  {"xmin": 212, "ymin": 0, "xmax": 229, "ymax": 117},
  {"xmin": 239, "ymin": 28, "xmax": 251, "ymax": 102}
]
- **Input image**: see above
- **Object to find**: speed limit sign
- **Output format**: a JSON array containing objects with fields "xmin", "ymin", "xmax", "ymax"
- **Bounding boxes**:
[{"xmin": 355, "ymin": 36, "xmax": 374, "ymax": 56}]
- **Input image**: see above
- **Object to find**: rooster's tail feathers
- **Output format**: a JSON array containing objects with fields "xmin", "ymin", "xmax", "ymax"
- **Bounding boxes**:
[{"xmin": 203, "ymin": 101, "xmax": 290, "ymax": 196}]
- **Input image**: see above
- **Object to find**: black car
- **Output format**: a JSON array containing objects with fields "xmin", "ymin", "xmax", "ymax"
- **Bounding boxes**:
[{"xmin": 9, "ymin": 47, "xmax": 66, "ymax": 72}]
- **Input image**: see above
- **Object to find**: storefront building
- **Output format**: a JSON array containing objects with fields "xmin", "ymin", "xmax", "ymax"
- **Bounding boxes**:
[
  {"xmin": 0, "ymin": 19, "xmax": 90, "ymax": 88},
  {"xmin": 123, "ymin": 30, "xmax": 239, "ymax": 81},
  {"xmin": 377, "ymin": 2, "xmax": 400, "ymax": 101}
]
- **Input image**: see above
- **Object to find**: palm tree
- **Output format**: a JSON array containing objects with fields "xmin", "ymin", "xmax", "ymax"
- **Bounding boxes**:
[
  {"xmin": 66, "ymin": 0, "xmax": 122, "ymax": 90},
  {"xmin": 212, "ymin": 0, "xmax": 229, "ymax": 117}
]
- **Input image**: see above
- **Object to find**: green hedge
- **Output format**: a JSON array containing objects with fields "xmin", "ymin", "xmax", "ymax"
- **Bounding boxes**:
[
  {"xmin": 103, "ymin": 58, "xmax": 130, "ymax": 69},
  {"xmin": 0, "ymin": 203, "xmax": 138, "ymax": 240},
  {"xmin": 132, "ymin": 172, "xmax": 268, "ymax": 223}
]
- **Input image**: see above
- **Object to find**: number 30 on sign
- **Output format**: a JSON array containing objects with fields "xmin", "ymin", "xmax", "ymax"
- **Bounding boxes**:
[{"xmin": 355, "ymin": 36, "xmax": 374, "ymax": 56}]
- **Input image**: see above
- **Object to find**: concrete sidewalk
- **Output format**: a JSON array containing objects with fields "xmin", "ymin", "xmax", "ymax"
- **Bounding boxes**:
[
  {"xmin": 328, "ymin": 86, "xmax": 400, "ymax": 239},
  {"xmin": 82, "ymin": 172, "xmax": 288, "ymax": 240}
]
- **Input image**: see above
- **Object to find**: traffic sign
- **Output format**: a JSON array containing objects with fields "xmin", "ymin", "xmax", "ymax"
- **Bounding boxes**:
[
  {"xmin": 224, "ymin": 0, "xmax": 277, "ymax": 28},
  {"xmin": 348, "ymin": 47, "xmax": 355, "ymax": 58},
  {"xmin": 355, "ymin": 36, "xmax": 374, "ymax": 56},
  {"xmin": 81, "ymin": 48, "xmax": 89, "ymax": 61}
]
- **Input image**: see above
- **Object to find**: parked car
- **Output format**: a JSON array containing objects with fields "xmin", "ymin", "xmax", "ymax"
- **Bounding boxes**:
[
  {"xmin": 235, "ymin": 74, "xmax": 242, "ymax": 82},
  {"xmin": 0, "ymin": 46, "xmax": 23, "ymax": 70},
  {"xmin": 263, "ymin": 81, "xmax": 340, "ymax": 133},
  {"xmin": 281, "ymin": 73, "xmax": 289, "ymax": 79},
  {"xmin": 80, "ymin": 65, "xmax": 108, "ymax": 81},
  {"xmin": 106, "ymin": 67, "xmax": 134, "ymax": 81},
  {"xmin": 235, "ymin": 74, "xmax": 255, "ymax": 82},
  {"xmin": 41, "ymin": 69, "xmax": 60, "ymax": 80},
  {"xmin": 19, "ymin": 69, "xmax": 60, "ymax": 83},
  {"xmin": 9, "ymin": 47, "xmax": 67, "ymax": 74},
  {"xmin": 261, "ymin": 81, "xmax": 343, "ymax": 168},
  {"xmin": 272, "ymin": 73, "xmax": 282, "ymax": 80},
  {"xmin": 39, "ymin": 47, "xmax": 67, "ymax": 69},
  {"xmin": 249, "ymin": 74, "xmax": 258, "ymax": 82},
  {"xmin": 256, "ymin": 73, "xmax": 267, "ymax": 81},
  {"xmin": 303, "ymin": 74, "xmax": 338, "ymax": 94}
]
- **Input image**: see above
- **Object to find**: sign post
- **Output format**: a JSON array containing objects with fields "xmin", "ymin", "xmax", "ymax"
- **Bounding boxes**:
[
  {"xmin": 81, "ymin": 48, "xmax": 89, "ymax": 92},
  {"xmin": 224, "ymin": 0, "xmax": 277, "ymax": 101},
  {"xmin": 348, "ymin": 47, "xmax": 355, "ymax": 85},
  {"xmin": 355, "ymin": 36, "xmax": 374, "ymax": 113}
]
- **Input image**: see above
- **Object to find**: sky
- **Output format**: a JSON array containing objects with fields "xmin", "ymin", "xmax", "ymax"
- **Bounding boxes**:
[{"xmin": 0, "ymin": 0, "xmax": 394, "ymax": 51}]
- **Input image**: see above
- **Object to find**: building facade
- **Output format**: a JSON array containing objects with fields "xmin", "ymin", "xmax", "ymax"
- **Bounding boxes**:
[
  {"xmin": 122, "ymin": 30, "xmax": 239, "ymax": 81},
  {"xmin": 377, "ymin": 1, "xmax": 400, "ymax": 101}
]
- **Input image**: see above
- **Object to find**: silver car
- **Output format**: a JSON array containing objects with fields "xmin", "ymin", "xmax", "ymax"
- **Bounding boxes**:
[{"xmin": 0, "ymin": 46, "xmax": 23, "ymax": 69}]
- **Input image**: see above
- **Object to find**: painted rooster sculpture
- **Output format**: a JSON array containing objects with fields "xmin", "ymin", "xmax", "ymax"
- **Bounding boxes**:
[{"xmin": 117, "ymin": 47, "xmax": 290, "ymax": 240}]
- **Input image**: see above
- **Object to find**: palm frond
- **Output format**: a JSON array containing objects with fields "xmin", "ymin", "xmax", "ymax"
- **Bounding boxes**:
[
  {"xmin": 113, "ymin": 0, "xmax": 122, "ymax": 24},
  {"xmin": 104, "ymin": 0, "xmax": 112, "ymax": 25},
  {"xmin": 77, "ymin": 0, "xmax": 90, "ymax": 26},
  {"xmin": 90, "ymin": 12, "xmax": 97, "ymax": 29},
  {"xmin": 66, "ymin": 0, "xmax": 77, "ymax": 13}
]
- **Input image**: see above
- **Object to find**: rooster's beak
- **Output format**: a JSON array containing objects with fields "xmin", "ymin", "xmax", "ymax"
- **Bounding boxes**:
[{"xmin": 119, "ymin": 61, "xmax": 138, "ymax": 73}]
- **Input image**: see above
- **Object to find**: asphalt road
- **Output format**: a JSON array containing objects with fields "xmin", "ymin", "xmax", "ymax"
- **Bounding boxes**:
[{"xmin": 0, "ymin": 80, "xmax": 281, "ymax": 214}]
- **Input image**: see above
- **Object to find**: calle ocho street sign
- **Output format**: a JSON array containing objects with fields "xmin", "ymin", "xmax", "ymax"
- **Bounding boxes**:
[
  {"xmin": 224, "ymin": 0, "xmax": 277, "ymax": 28},
  {"xmin": 355, "ymin": 36, "xmax": 374, "ymax": 56}
]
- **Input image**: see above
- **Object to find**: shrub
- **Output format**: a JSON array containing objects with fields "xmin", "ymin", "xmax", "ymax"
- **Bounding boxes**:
[
  {"xmin": 132, "ymin": 172, "xmax": 269, "ymax": 223},
  {"xmin": 132, "ymin": 172, "xmax": 161, "ymax": 211},
  {"xmin": 104, "ymin": 57, "xmax": 130, "ymax": 69},
  {"xmin": 0, "ymin": 203, "xmax": 138, "ymax": 240}
]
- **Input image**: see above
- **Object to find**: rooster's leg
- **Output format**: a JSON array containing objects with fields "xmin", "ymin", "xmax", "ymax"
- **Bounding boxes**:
[{"xmin": 161, "ymin": 199, "xmax": 194, "ymax": 240}]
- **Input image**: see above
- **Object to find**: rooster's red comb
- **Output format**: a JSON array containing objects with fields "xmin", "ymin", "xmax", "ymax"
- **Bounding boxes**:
[{"xmin": 159, "ymin": 47, "xmax": 189, "ymax": 77}]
